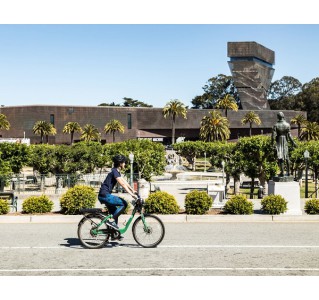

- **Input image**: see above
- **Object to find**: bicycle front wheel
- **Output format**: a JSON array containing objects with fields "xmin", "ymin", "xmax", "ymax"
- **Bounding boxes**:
[
  {"xmin": 77, "ymin": 214, "xmax": 109, "ymax": 249},
  {"xmin": 132, "ymin": 214, "xmax": 165, "ymax": 248}
]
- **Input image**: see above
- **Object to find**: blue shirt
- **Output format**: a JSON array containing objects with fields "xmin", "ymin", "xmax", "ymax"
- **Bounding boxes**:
[{"xmin": 99, "ymin": 168, "xmax": 121, "ymax": 196}]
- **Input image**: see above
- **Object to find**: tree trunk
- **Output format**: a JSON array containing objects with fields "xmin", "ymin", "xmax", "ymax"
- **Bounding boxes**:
[
  {"xmin": 250, "ymin": 178, "xmax": 255, "ymax": 199},
  {"xmin": 233, "ymin": 174, "xmax": 241, "ymax": 195}
]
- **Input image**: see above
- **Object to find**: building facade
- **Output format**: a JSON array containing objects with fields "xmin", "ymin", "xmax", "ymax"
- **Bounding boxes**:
[{"xmin": 0, "ymin": 105, "xmax": 305, "ymax": 144}]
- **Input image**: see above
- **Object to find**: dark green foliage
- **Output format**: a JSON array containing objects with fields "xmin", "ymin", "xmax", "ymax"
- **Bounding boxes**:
[
  {"xmin": 60, "ymin": 185, "xmax": 97, "ymax": 215},
  {"xmin": 22, "ymin": 195, "xmax": 54, "ymax": 214},
  {"xmin": 0, "ymin": 199, "xmax": 10, "ymax": 215},
  {"xmin": 304, "ymin": 199, "xmax": 319, "ymax": 214},
  {"xmin": 261, "ymin": 194, "xmax": 288, "ymax": 215},
  {"xmin": 223, "ymin": 194, "xmax": 254, "ymax": 215},
  {"xmin": 185, "ymin": 190, "xmax": 212, "ymax": 215},
  {"xmin": 145, "ymin": 191, "xmax": 180, "ymax": 214}
]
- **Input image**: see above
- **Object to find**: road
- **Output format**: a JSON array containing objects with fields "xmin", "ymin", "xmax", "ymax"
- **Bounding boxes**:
[{"xmin": 1, "ymin": 222, "xmax": 319, "ymax": 276}]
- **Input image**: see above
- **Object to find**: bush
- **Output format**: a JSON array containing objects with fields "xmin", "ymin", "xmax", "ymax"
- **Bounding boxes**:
[
  {"xmin": 145, "ymin": 191, "xmax": 180, "ymax": 214},
  {"xmin": 223, "ymin": 194, "xmax": 254, "ymax": 215},
  {"xmin": 0, "ymin": 199, "xmax": 10, "ymax": 215},
  {"xmin": 261, "ymin": 194, "xmax": 288, "ymax": 215},
  {"xmin": 22, "ymin": 195, "xmax": 54, "ymax": 214},
  {"xmin": 60, "ymin": 185, "xmax": 97, "ymax": 215},
  {"xmin": 185, "ymin": 190, "xmax": 212, "ymax": 215},
  {"xmin": 305, "ymin": 199, "xmax": 319, "ymax": 214}
]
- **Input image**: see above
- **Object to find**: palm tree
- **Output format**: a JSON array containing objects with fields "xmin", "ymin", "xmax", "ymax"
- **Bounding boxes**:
[
  {"xmin": 216, "ymin": 94, "xmax": 238, "ymax": 117},
  {"xmin": 241, "ymin": 111, "xmax": 262, "ymax": 137},
  {"xmin": 104, "ymin": 119, "xmax": 125, "ymax": 143},
  {"xmin": 290, "ymin": 114, "xmax": 307, "ymax": 139},
  {"xmin": 80, "ymin": 124, "xmax": 101, "ymax": 142},
  {"xmin": 199, "ymin": 111, "xmax": 230, "ymax": 142},
  {"xmin": 162, "ymin": 99, "xmax": 187, "ymax": 144},
  {"xmin": 33, "ymin": 121, "xmax": 53, "ymax": 144},
  {"xmin": 63, "ymin": 122, "xmax": 82, "ymax": 145},
  {"xmin": 299, "ymin": 121, "xmax": 319, "ymax": 141},
  {"xmin": 0, "ymin": 114, "xmax": 10, "ymax": 136}
]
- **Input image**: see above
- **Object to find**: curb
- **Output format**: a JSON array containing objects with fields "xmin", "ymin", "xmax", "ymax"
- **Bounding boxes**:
[{"xmin": 2, "ymin": 214, "xmax": 319, "ymax": 223}]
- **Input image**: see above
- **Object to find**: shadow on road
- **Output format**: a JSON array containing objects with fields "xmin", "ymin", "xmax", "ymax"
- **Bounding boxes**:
[{"xmin": 60, "ymin": 238, "xmax": 140, "ymax": 249}]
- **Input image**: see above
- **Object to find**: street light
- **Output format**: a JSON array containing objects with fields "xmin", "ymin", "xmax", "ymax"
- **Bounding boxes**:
[
  {"xmin": 304, "ymin": 150, "xmax": 310, "ymax": 199},
  {"xmin": 129, "ymin": 152, "xmax": 134, "ymax": 188},
  {"xmin": 221, "ymin": 160, "xmax": 225, "ymax": 185},
  {"xmin": 204, "ymin": 152, "xmax": 207, "ymax": 172}
]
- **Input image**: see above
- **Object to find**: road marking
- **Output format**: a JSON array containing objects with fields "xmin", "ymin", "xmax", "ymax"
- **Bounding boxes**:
[
  {"xmin": 0, "ymin": 267, "xmax": 319, "ymax": 273},
  {"xmin": 1, "ymin": 245, "xmax": 319, "ymax": 249}
]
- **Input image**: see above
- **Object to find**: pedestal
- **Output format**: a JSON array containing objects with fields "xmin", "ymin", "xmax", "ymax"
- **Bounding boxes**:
[
  {"xmin": 207, "ymin": 184, "xmax": 226, "ymax": 208},
  {"xmin": 268, "ymin": 180, "xmax": 302, "ymax": 215}
]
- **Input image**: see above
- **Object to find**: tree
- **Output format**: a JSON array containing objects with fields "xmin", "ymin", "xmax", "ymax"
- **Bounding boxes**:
[
  {"xmin": 123, "ymin": 97, "xmax": 153, "ymax": 107},
  {"xmin": 199, "ymin": 111, "xmax": 230, "ymax": 142},
  {"xmin": 63, "ymin": 122, "xmax": 83, "ymax": 145},
  {"xmin": 241, "ymin": 111, "xmax": 262, "ymax": 137},
  {"xmin": 299, "ymin": 121, "xmax": 319, "ymax": 141},
  {"xmin": 216, "ymin": 94, "xmax": 238, "ymax": 117},
  {"xmin": 33, "ymin": 121, "xmax": 54, "ymax": 144},
  {"xmin": 191, "ymin": 74, "xmax": 240, "ymax": 109},
  {"xmin": 80, "ymin": 124, "xmax": 101, "ymax": 142},
  {"xmin": 98, "ymin": 102, "xmax": 121, "ymax": 106},
  {"xmin": 0, "ymin": 113, "xmax": 10, "ymax": 135},
  {"xmin": 162, "ymin": 99, "xmax": 187, "ymax": 144},
  {"xmin": 104, "ymin": 119, "xmax": 125, "ymax": 143},
  {"xmin": 267, "ymin": 76, "xmax": 302, "ymax": 103},
  {"xmin": 290, "ymin": 114, "xmax": 307, "ymax": 139}
]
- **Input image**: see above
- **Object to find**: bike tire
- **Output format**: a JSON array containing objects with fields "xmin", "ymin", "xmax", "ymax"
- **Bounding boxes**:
[
  {"xmin": 132, "ymin": 214, "xmax": 165, "ymax": 248},
  {"xmin": 77, "ymin": 214, "xmax": 110, "ymax": 249}
]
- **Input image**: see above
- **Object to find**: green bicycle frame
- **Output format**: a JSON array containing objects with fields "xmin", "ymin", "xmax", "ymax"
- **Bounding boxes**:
[{"xmin": 92, "ymin": 204, "xmax": 147, "ymax": 235}]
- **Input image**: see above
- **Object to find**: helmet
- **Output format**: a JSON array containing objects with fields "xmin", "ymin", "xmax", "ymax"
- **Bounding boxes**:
[{"xmin": 112, "ymin": 154, "xmax": 127, "ymax": 165}]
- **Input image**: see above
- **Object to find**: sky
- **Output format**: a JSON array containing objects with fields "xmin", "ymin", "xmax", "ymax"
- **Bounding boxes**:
[{"xmin": 0, "ymin": 1, "xmax": 319, "ymax": 109}]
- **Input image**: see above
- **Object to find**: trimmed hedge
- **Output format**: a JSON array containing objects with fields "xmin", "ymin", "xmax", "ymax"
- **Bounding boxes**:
[
  {"xmin": 22, "ymin": 195, "xmax": 54, "ymax": 214},
  {"xmin": 0, "ymin": 199, "xmax": 10, "ymax": 215},
  {"xmin": 60, "ymin": 185, "xmax": 97, "ymax": 215},
  {"xmin": 223, "ymin": 194, "xmax": 254, "ymax": 215},
  {"xmin": 185, "ymin": 190, "xmax": 212, "ymax": 215},
  {"xmin": 145, "ymin": 191, "xmax": 180, "ymax": 214},
  {"xmin": 305, "ymin": 199, "xmax": 319, "ymax": 214},
  {"xmin": 261, "ymin": 194, "xmax": 287, "ymax": 215}
]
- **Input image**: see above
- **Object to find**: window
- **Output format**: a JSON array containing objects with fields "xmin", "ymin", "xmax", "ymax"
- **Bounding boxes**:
[
  {"xmin": 127, "ymin": 113, "xmax": 132, "ymax": 129},
  {"xmin": 50, "ymin": 114, "xmax": 55, "ymax": 125}
]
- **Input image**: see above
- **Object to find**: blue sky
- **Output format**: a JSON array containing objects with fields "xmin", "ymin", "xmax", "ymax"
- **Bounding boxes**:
[{"xmin": 1, "ymin": 3, "xmax": 319, "ymax": 109}]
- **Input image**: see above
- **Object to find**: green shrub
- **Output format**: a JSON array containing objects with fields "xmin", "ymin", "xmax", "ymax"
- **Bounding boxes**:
[
  {"xmin": 60, "ymin": 185, "xmax": 97, "ymax": 215},
  {"xmin": 223, "ymin": 194, "xmax": 254, "ymax": 215},
  {"xmin": 0, "ymin": 199, "xmax": 10, "ymax": 215},
  {"xmin": 261, "ymin": 194, "xmax": 288, "ymax": 215},
  {"xmin": 22, "ymin": 195, "xmax": 54, "ymax": 214},
  {"xmin": 185, "ymin": 190, "xmax": 212, "ymax": 215},
  {"xmin": 145, "ymin": 191, "xmax": 180, "ymax": 214},
  {"xmin": 305, "ymin": 199, "xmax": 319, "ymax": 214}
]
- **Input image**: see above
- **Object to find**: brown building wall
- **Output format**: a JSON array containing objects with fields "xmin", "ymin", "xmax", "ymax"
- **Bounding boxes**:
[{"xmin": 0, "ymin": 105, "xmax": 306, "ymax": 144}]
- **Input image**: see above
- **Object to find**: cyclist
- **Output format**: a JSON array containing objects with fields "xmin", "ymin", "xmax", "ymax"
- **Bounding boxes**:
[{"xmin": 98, "ymin": 154, "xmax": 137, "ymax": 240}]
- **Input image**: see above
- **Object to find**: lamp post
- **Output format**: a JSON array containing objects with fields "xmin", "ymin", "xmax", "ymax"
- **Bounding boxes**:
[
  {"xmin": 129, "ymin": 152, "xmax": 134, "ymax": 188},
  {"xmin": 221, "ymin": 160, "xmax": 225, "ymax": 185},
  {"xmin": 204, "ymin": 152, "xmax": 207, "ymax": 172},
  {"xmin": 304, "ymin": 150, "xmax": 310, "ymax": 199}
]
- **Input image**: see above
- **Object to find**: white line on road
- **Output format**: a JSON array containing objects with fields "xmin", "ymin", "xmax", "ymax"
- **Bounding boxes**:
[
  {"xmin": 0, "ymin": 267, "xmax": 319, "ymax": 273},
  {"xmin": 1, "ymin": 245, "xmax": 319, "ymax": 249}
]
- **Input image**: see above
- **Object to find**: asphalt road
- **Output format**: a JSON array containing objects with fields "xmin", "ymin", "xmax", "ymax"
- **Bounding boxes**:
[{"xmin": 1, "ymin": 221, "xmax": 319, "ymax": 276}]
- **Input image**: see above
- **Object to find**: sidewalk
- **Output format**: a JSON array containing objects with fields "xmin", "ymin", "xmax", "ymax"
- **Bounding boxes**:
[{"xmin": 0, "ymin": 180, "xmax": 316, "ymax": 223}]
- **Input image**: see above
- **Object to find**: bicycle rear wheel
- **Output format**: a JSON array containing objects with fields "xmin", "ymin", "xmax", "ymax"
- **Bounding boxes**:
[
  {"xmin": 77, "ymin": 214, "xmax": 110, "ymax": 249},
  {"xmin": 132, "ymin": 214, "xmax": 165, "ymax": 248}
]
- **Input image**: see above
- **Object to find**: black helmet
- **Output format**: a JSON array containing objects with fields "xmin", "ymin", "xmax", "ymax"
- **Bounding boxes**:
[{"xmin": 112, "ymin": 154, "xmax": 127, "ymax": 165}]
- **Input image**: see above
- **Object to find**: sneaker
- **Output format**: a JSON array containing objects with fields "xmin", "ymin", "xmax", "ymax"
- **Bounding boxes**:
[
  {"xmin": 111, "ymin": 235, "xmax": 124, "ymax": 241},
  {"xmin": 107, "ymin": 220, "xmax": 119, "ymax": 231}
]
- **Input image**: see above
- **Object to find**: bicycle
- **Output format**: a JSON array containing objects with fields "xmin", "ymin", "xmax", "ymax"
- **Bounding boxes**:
[{"xmin": 77, "ymin": 195, "xmax": 165, "ymax": 249}]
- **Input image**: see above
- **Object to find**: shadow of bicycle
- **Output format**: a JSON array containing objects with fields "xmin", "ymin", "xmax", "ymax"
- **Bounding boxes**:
[{"xmin": 60, "ymin": 238, "xmax": 140, "ymax": 249}]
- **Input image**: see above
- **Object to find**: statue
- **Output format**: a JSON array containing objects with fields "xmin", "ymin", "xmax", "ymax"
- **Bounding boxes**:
[{"xmin": 271, "ymin": 112, "xmax": 297, "ymax": 177}]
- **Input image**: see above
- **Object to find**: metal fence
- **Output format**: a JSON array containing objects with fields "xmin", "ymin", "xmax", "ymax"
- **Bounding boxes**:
[{"xmin": 1, "ymin": 173, "xmax": 116, "ymax": 195}]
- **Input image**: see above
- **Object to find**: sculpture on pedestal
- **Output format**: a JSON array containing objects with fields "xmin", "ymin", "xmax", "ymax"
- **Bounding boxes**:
[{"xmin": 271, "ymin": 112, "xmax": 297, "ymax": 177}]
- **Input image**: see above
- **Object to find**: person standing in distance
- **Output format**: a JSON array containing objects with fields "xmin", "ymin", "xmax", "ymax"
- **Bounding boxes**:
[{"xmin": 98, "ymin": 155, "xmax": 137, "ymax": 237}]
